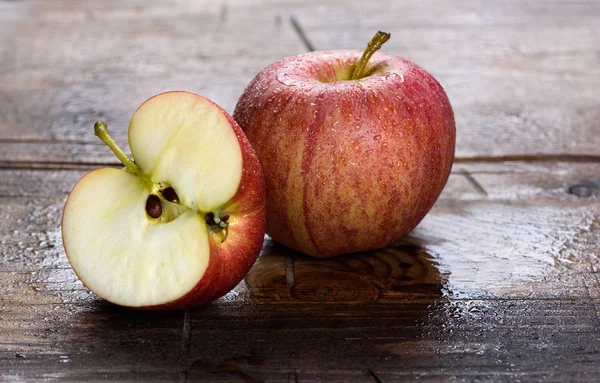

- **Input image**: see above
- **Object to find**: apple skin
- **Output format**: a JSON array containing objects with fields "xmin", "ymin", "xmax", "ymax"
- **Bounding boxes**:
[
  {"xmin": 62, "ymin": 92, "xmax": 266, "ymax": 310},
  {"xmin": 142, "ymin": 101, "xmax": 266, "ymax": 309},
  {"xmin": 233, "ymin": 50, "xmax": 455, "ymax": 257}
]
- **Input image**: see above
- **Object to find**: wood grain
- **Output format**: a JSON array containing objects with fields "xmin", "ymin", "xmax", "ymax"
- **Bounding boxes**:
[
  {"xmin": 1, "ymin": 0, "xmax": 599, "ymax": 167},
  {"xmin": 1, "ymin": 162, "xmax": 599, "ymax": 380},
  {"xmin": 1, "ymin": 0, "xmax": 600, "ymax": 381},
  {"xmin": 288, "ymin": 0, "xmax": 600, "ymax": 159}
]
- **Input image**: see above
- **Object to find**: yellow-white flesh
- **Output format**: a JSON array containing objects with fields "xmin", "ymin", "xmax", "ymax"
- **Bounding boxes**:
[
  {"xmin": 62, "ymin": 93, "xmax": 243, "ymax": 307},
  {"xmin": 129, "ymin": 92, "xmax": 242, "ymax": 211},
  {"xmin": 63, "ymin": 169, "xmax": 209, "ymax": 306}
]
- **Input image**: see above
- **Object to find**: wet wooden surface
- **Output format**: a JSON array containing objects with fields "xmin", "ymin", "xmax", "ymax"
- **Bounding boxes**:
[{"xmin": 1, "ymin": 0, "xmax": 599, "ymax": 381}]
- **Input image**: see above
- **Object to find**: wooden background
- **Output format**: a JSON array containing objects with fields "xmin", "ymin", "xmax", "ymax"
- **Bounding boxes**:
[{"xmin": 1, "ymin": 0, "xmax": 599, "ymax": 381}]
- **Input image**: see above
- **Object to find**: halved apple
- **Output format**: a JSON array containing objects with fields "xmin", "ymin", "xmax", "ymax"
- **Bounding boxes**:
[{"xmin": 62, "ymin": 91, "xmax": 266, "ymax": 309}]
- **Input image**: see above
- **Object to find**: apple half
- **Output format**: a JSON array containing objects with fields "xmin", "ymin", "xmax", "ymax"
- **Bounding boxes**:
[{"xmin": 62, "ymin": 91, "xmax": 265, "ymax": 309}]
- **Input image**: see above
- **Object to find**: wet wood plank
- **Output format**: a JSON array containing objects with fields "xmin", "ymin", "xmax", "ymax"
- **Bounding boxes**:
[
  {"xmin": 1, "ymin": 0, "xmax": 600, "ymax": 381},
  {"xmin": 0, "ymin": 0, "xmax": 303, "ymax": 165},
  {"xmin": 1, "ymin": 163, "xmax": 599, "ymax": 381}
]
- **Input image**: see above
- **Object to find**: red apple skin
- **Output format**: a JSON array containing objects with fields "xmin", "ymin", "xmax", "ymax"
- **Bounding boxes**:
[
  {"xmin": 149, "ymin": 103, "xmax": 266, "ymax": 309},
  {"xmin": 143, "ymin": 101, "xmax": 266, "ymax": 310},
  {"xmin": 233, "ymin": 51, "xmax": 455, "ymax": 258},
  {"xmin": 61, "ymin": 93, "xmax": 266, "ymax": 310}
]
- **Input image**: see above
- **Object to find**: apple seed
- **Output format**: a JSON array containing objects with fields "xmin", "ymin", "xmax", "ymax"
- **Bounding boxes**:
[
  {"xmin": 145, "ymin": 194, "xmax": 162, "ymax": 219},
  {"xmin": 161, "ymin": 186, "xmax": 179, "ymax": 202}
]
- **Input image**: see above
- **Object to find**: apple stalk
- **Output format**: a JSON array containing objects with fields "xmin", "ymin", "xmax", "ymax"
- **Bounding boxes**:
[
  {"xmin": 351, "ymin": 31, "xmax": 391, "ymax": 80},
  {"xmin": 94, "ymin": 121, "xmax": 150, "ymax": 185}
]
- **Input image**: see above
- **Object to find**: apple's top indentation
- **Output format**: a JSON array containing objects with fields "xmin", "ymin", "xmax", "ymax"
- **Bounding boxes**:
[{"xmin": 270, "ymin": 32, "xmax": 408, "ymax": 91}]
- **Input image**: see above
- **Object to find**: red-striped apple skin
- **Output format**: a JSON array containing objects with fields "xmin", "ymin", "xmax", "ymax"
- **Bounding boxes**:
[
  {"xmin": 234, "ymin": 50, "xmax": 455, "ymax": 257},
  {"xmin": 137, "ymin": 98, "xmax": 266, "ymax": 310},
  {"xmin": 143, "ymin": 105, "xmax": 266, "ymax": 310}
]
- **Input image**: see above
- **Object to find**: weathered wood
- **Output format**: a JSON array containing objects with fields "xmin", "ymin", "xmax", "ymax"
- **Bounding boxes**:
[
  {"xmin": 288, "ymin": 0, "xmax": 600, "ymax": 159},
  {"xmin": 0, "ymin": 0, "xmax": 303, "ymax": 166},
  {"xmin": 1, "ymin": 0, "xmax": 599, "ymax": 166},
  {"xmin": 1, "ymin": 162, "xmax": 599, "ymax": 381},
  {"xmin": 2, "ymin": 0, "xmax": 600, "ymax": 381}
]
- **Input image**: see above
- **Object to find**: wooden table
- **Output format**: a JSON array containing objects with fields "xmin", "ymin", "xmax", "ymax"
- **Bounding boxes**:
[{"xmin": 1, "ymin": 0, "xmax": 599, "ymax": 381}]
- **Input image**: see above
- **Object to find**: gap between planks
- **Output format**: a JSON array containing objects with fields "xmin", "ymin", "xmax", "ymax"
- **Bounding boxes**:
[
  {"xmin": 366, "ymin": 368, "xmax": 383, "ymax": 383},
  {"xmin": 285, "ymin": 253, "xmax": 296, "ymax": 286},
  {"xmin": 455, "ymin": 154, "xmax": 600, "ymax": 164},
  {"xmin": 458, "ymin": 168, "xmax": 488, "ymax": 196},
  {"xmin": 2, "ymin": 154, "xmax": 600, "ymax": 171},
  {"xmin": 289, "ymin": 15, "xmax": 316, "ymax": 52},
  {"xmin": 181, "ymin": 309, "xmax": 192, "ymax": 353}
]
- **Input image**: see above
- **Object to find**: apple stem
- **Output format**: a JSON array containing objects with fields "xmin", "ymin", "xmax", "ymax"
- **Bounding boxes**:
[
  {"xmin": 350, "ymin": 31, "xmax": 391, "ymax": 80},
  {"xmin": 94, "ymin": 121, "xmax": 146, "ymax": 179}
]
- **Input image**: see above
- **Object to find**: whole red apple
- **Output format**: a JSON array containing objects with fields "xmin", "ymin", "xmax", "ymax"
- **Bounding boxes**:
[
  {"xmin": 234, "ymin": 32, "xmax": 455, "ymax": 257},
  {"xmin": 62, "ymin": 91, "xmax": 265, "ymax": 309}
]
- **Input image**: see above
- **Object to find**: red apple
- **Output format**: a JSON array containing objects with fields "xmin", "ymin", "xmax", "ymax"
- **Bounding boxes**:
[
  {"xmin": 234, "ymin": 32, "xmax": 455, "ymax": 257},
  {"xmin": 62, "ymin": 91, "xmax": 265, "ymax": 309}
]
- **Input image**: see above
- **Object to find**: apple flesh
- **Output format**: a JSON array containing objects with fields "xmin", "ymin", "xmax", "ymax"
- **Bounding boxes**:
[
  {"xmin": 234, "ymin": 34, "xmax": 455, "ymax": 257},
  {"xmin": 62, "ymin": 91, "xmax": 265, "ymax": 309}
]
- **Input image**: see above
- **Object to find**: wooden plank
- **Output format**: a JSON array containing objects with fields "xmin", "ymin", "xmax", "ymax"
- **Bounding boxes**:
[
  {"xmin": 1, "ymin": 0, "xmax": 600, "ymax": 380},
  {"xmin": 1, "ymin": 163, "xmax": 599, "ymax": 382},
  {"xmin": 1, "ymin": 0, "xmax": 599, "ymax": 165},
  {"xmin": 285, "ymin": 0, "xmax": 600, "ymax": 159},
  {"xmin": 0, "ymin": 0, "xmax": 304, "ymax": 165},
  {"xmin": 2, "ymin": 300, "xmax": 598, "ymax": 381},
  {"xmin": 0, "ymin": 300, "xmax": 599, "ymax": 381}
]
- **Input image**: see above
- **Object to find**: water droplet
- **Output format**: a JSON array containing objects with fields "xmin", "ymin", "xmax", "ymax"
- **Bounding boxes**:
[{"xmin": 276, "ymin": 72, "xmax": 298, "ymax": 86}]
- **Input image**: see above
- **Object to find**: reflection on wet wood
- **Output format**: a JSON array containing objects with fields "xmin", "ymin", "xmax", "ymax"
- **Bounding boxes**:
[
  {"xmin": 290, "ymin": 241, "xmax": 443, "ymax": 302},
  {"xmin": 3, "ymin": 163, "xmax": 598, "ymax": 380}
]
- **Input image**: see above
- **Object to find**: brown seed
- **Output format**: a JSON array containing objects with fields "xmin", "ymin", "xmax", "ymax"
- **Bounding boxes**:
[
  {"xmin": 161, "ymin": 186, "xmax": 179, "ymax": 202},
  {"xmin": 145, "ymin": 194, "xmax": 162, "ymax": 218}
]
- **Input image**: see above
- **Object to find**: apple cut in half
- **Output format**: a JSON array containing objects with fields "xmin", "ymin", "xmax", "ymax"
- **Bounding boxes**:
[{"xmin": 62, "ymin": 91, "xmax": 266, "ymax": 309}]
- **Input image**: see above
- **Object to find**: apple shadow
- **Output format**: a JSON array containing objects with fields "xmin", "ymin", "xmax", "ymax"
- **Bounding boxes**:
[
  {"xmin": 61, "ymin": 238, "xmax": 447, "ymax": 380},
  {"xmin": 247, "ymin": 236, "xmax": 447, "ymax": 303}
]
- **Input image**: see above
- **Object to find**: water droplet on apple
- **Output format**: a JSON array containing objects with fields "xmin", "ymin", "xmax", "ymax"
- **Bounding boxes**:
[
  {"xmin": 373, "ymin": 134, "xmax": 382, "ymax": 141},
  {"xmin": 276, "ymin": 72, "xmax": 298, "ymax": 86}
]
